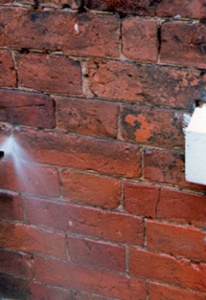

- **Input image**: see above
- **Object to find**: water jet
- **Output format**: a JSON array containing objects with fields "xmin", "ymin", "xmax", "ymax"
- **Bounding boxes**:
[{"xmin": 0, "ymin": 124, "xmax": 52, "ymax": 196}]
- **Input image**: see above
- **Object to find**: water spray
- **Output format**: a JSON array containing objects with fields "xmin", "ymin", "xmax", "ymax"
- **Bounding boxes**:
[
  {"xmin": 0, "ymin": 123, "xmax": 21, "ymax": 161},
  {"xmin": 0, "ymin": 123, "xmax": 52, "ymax": 196}
]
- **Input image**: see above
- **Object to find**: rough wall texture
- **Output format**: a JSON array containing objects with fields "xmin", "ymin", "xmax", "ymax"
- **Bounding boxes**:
[{"xmin": 0, "ymin": 0, "xmax": 206, "ymax": 299}]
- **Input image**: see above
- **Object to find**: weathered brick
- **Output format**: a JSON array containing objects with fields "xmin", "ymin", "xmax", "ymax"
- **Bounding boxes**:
[
  {"xmin": 24, "ymin": 198, "xmax": 144, "ymax": 245},
  {"xmin": 0, "ymin": 160, "xmax": 60, "ymax": 197},
  {"xmin": 122, "ymin": 17, "xmax": 158, "ymax": 62},
  {"xmin": 0, "ymin": 89, "xmax": 55, "ymax": 128},
  {"xmin": 55, "ymin": 97, "xmax": 118, "ymax": 138},
  {"xmin": 161, "ymin": 22, "xmax": 206, "ymax": 68},
  {"xmin": 124, "ymin": 181, "xmax": 160, "ymax": 217},
  {"xmin": 125, "ymin": 182, "xmax": 206, "ymax": 230},
  {"xmin": 157, "ymin": 187, "xmax": 206, "ymax": 227},
  {"xmin": 16, "ymin": 53, "xmax": 82, "ymax": 95},
  {"xmin": 147, "ymin": 220, "xmax": 206, "ymax": 261},
  {"xmin": 29, "ymin": 282, "xmax": 73, "ymax": 300},
  {"xmin": 24, "ymin": 197, "xmax": 69, "ymax": 230},
  {"xmin": 157, "ymin": 0, "xmax": 206, "ymax": 19},
  {"xmin": 120, "ymin": 105, "xmax": 184, "ymax": 148},
  {"xmin": 14, "ymin": 129, "xmax": 142, "ymax": 178},
  {"xmin": 34, "ymin": 256, "xmax": 147, "ymax": 299},
  {"xmin": 144, "ymin": 148, "xmax": 184, "ymax": 185},
  {"xmin": 144, "ymin": 149, "xmax": 182, "ymax": 185},
  {"xmin": 0, "ymin": 248, "xmax": 34, "ymax": 279},
  {"xmin": 61, "ymin": 169, "xmax": 122, "ymax": 209},
  {"xmin": 85, "ymin": 0, "xmax": 206, "ymax": 19},
  {"xmin": 88, "ymin": 60, "xmax": 204, "ymax": 109},
  {"xmin": 85, "ymin": 0, "xmax": 158, "ymax": 15},
  {"xmin": 129, "ymin": 247, "xmax": 206, "ymax": 292},
  {"xmin": 1, "ymin": 0, "xmax": 206, "ymax": 297},
  {"xmin": 144, "ymin": 148, "xmax": 206, "ymax": 190},
  {"xmin": 0, "ymin": 51, "xmax": 16, "ymax": 88},
  {"xmin": 0, "ymin": 0, "xmax": 13, "ymax": 3},
  {"xmin": 0, "ymin": 8, "xmax": 119, "ymax": 58},
  {"xmin": 0, "ymin": 220, "xmax": 67, "ymax": 259},
  {"xmin": 0, "ymin": 190, "xmax": 24, "ymax": 221},
  {"xmin": 150, "ymin": 282, "xmax": 206, "ymax": 300},
  {"xmin": 68, "ymin": 236, "xmax": 126, "ymax": 271}
]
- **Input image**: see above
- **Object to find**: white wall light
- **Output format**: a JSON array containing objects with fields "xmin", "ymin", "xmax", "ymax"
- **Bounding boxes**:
[{"xmin": 185, "ymin": 104, "xmax": 206, "ymax": 185}]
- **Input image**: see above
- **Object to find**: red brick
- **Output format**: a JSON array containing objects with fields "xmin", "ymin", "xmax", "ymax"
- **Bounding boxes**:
[
  {"xmin": 61, "ymin": 169, "xmax": 121, "ymax": 209},
  {"xmin": 144, "ymin": 149, "xmax": 205, "ymax": 191},
  {"xmin": 150, "ymin": 282, "xmax": 206, "ymax": 300},
  {"xmin": 0, "ymin": 248, "xmax": 34, "ymax": 279},
  {"xmin": 85, "ymin": 0, "xmax": 156, "ymax": 14},
  {"xmin": 88, "ymin": 60, "xmax": 203, "ymax": 109},
  {"xmin": 0, "ymin": 89, "xmax": 55, "ymax": 128},
  {"xmin": 161, "ymin": 22, "xmax": 206, "ymax": 68},
  {"xmin": 85, "ymin": 0, "xmax": 206, "ymax": 19},
  {"xmin": 147, "ymin": 220, "xmax": 206, "ymax": 261},
  {"xmin": 122, "ymin": 17, "xmax": 158, "ymax": 62},
  {"xmin": 124, "ymin": 181, "xmax": 160, "ymax": 217},
  {"xmin": 157, "ymin": 187, "xmax": 206, "ymax": 227},
  {"xmin": 68, "ymin": 236, "xmax": 125, "ymax": 272},
  {"xmin": 0, "ymin": 220, "xmax": 67, "ymax": 259},
  {"xmin": 144, "ymin": 148, "xmax": 185, "ymax": 186},
  {"xmin": 29, "ymin": 282, "xmax": 73, "ymax": 300},
  {"xmin": 0, "ymin": 8, "xmax": 119, "ymax": 58},
  {"xmin": 0, "ymin": 51, "xmax": 16, "ymax": 88},
  {"xmin": 14, "ymin": 129, "xmax": 142, "ymax": 178},
  {"xmin": 157, "ymin": 0, "xmax": 206, "ymax": 19},
  {"xmin": 34, "ymin": 256, "xmax": 147, "ymax": 299},
  {"xmin": 0, "ymin": 160, "xmax": 60, "ymax": 197},
  {"xmin": 0, "ymin": 273, "xmax": 31, "ymax": 300},
  {"xmin": 16, "ymin": 53, "xmax": 82, "ymax": 95},
  {"xmin": 55, "ymin": 97, "xmax": 118, "ymax": 138},
  {"xmin": 144, "ymin": 148, "xmax": 206, "ymax": 190},
  {"xmin": 0, "ymin": 190, "xmax": 24, "ymax": 221},
  {"xmin": 129, "ymin": 247, "xmax": 206, "ymax": 292},
  {"xmin": 24, "ymin": 197, "xmax": 70, "ymax": 230},
  {"xmin": 0, "ymin": 0, "xmax": 13, "ymax": 3},
  {"xmin": 24, "ymin": 198, "xmax": 144, "ymax": 245},
  {"xmin": 120, "ymin": 105, "xmax": 184, "ymax": 148}
]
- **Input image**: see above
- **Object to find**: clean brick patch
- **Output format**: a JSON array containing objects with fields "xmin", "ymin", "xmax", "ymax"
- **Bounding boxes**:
[{"xmin": 16, "ymin": 53, "xmax": 82, "ymax": 94}]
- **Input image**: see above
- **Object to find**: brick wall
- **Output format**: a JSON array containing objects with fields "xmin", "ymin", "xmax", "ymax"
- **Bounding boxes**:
[{"xmin": 0, "ymin": 0, "xmax": 206, "ymax": 299}]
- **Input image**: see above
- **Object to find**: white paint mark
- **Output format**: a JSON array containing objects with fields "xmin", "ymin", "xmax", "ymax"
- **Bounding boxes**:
[
  {"xmin": 74, "ymin": 23, "xmax": 79, "ymax": 34},
  {"xmin": 68, "ymin": 221, "xmax": 73, "ymax": 226},
  {"xmin": 173, "ymin": 14, "xmax": 181, "ymax": 19}
]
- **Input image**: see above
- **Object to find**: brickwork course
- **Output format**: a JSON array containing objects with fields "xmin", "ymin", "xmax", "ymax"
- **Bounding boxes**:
[{"xmin": 0, "ymin": 0, "xmax": 206, "ymax": 299}]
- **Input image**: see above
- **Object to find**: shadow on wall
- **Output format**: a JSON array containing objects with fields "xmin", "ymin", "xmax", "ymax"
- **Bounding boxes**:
[
  {"xmin": 0, "ymin": 273, "xmax": 31, "ymax": 300},
  {"xmin": 0, "ymin": 192, "xmax": 32, "ymax": 300}
]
